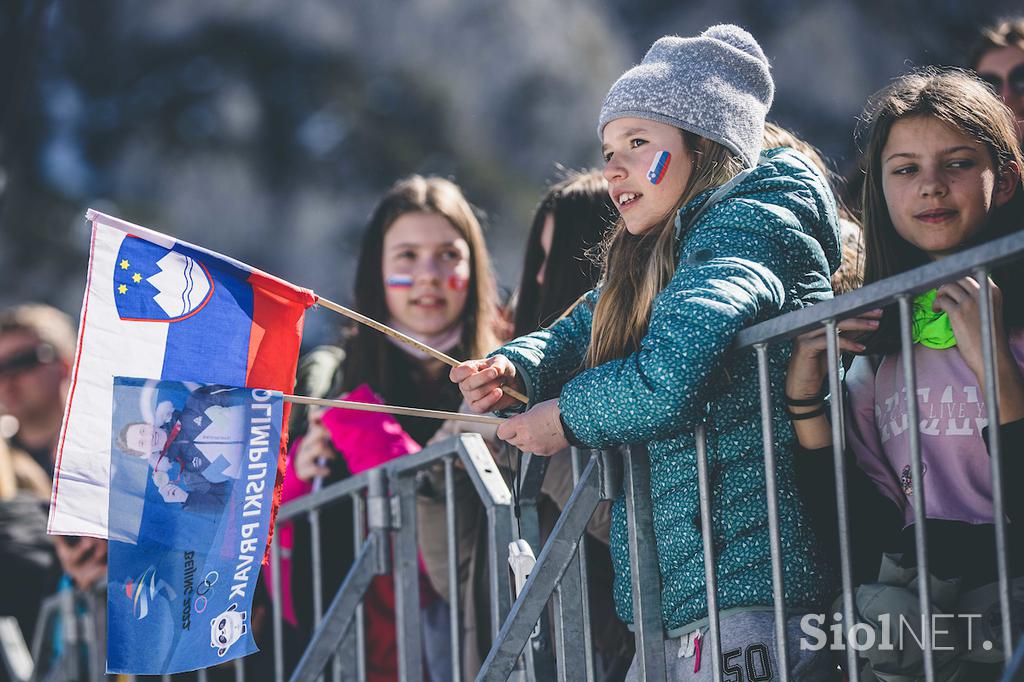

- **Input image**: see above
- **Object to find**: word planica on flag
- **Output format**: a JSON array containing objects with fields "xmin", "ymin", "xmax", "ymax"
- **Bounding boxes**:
[{"xmin": 49, "ymin": 209, "xmax": 317, "ymax": 539}]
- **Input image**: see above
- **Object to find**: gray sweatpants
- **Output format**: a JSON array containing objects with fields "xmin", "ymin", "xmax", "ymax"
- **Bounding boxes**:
[{"xmin": 625, "ymin": 612, "xmax": 835, "ymax": 681}]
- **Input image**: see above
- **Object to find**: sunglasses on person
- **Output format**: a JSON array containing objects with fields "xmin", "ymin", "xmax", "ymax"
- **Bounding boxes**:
[
  {"xmin": 0, "ymin": 343, "xmax": 58, "ymax": 378},
  {"xmin": 978, "ymin": 63, "xmax": 1024, "ymax": 98}
]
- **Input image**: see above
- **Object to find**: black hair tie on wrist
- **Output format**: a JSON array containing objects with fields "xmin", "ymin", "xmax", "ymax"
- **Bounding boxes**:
[{"xmin": 786, "ymin": 402, "xmax": 830, "ymax": 420}]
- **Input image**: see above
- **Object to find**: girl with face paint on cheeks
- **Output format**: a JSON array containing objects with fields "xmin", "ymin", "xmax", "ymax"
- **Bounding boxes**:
[
  {"xmin": 453, "ymin": 24, "xmax": 844, "ymax": 680},
  {"xmin": 274, "ymin": 175, "xmax": 501, "ymax": 682},
  {"xmin": 382, "ymin": 210, "xmax": 473, "ymax": 345}
]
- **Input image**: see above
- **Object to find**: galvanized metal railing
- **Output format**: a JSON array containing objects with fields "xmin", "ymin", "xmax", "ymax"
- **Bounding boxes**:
[
  {"xmin": 734, "ymin": 228, "xmax": 1024, "ymax": 682},
  {"xmin": 21, "ymin": 229, "xmax": 1024, "ymax": 682},
  {"xmin": 274, "ymin": 432, "xmax": 516, "ymax": 682},
  {"xmin": 481, "ymin": 227, "xmax": 1024, "ymax": 682}
]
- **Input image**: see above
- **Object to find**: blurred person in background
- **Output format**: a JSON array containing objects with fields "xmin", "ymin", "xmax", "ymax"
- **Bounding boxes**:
[
  {"xmin": 0, "ymin": 304, "xmax": 75, "ymax": 476},
  {"xmin": 281, "ymin": 175, "xmax": 502, "ymax": 681},
  {"xmin": 0, "ymin": 412, "xmax": 60, "ymax": 661},
  {"xmin": 0, "ymin": 304, "xmax": 107, "ymax": 594},
  {"xmin": 0, "ymin": 304, "xmax": 104, "ymax": 682},
  {"xmin": 971, "ymin": 17, "xmax": 1024, "ymax": 146}
]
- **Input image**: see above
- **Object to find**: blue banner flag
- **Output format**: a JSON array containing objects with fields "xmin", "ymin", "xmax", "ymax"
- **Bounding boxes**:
[{"xmin": 106, "ymin": 378, "xmax": 282, "ymax": 674}]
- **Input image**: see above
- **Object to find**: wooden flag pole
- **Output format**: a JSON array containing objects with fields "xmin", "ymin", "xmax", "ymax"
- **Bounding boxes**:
[
  {"xmin": 283, "ymin": 393, "xmax": 504, "ymax": 426},
  {"xmin": 316, "ymin": 296, "xmax": 529, "ymax": 405}
]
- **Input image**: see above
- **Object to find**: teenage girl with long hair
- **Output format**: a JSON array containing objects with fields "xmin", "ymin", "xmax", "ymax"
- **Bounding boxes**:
[
  {"xmin": 787, "ymin": 67, "xmax": 1024, "ymax": 680},
  {"xmin": 454, "ymin": 25, "xmax": 841, "ymax": 679},
  {"xmin": 282, "ymin": 175, "xmax": 501, "ymax": 681}
]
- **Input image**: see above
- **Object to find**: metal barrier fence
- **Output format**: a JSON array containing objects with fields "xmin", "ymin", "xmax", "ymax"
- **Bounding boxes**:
[
  {"xmin": 9, "ymin": 228, "xmax": 1024, "ymax": 681},
  {"xmin": 476, "ymin": 227, "xmax": 1024, "ymax": 682},
  {"xmin": 273, "ymin": 432, "xmax": 516, "ymax": 682}
]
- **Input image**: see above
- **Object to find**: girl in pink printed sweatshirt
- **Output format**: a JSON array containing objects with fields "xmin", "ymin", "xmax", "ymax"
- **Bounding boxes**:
[{"xmin": 786, "ymin": 68, "xmax": 1024, "ymax": 681}]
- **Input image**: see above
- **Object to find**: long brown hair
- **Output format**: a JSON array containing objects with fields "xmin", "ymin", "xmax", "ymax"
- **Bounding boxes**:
[
  {"xmin": 513, "ymin": 169, "xmax": 616, "ymax": 337},
  {"xmin": 342, "ymin": 175, "xmax": 500, "ymax": 392},
  {"xmin": 858, "ymin": 67, "xmax": 1024, "ymax": 353},
  {"xmin": 587, "ymin": 132, "xmax": 745, "ymax": 367}
]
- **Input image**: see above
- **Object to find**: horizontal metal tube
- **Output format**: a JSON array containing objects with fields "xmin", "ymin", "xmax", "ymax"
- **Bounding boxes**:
[
  {"xmin": 735, "ymin": 229, "xmax": 1024, "ymax": 350},
  {"xmin": 277, "ymin": 475, "xmax": 369, "ymax": 522}
]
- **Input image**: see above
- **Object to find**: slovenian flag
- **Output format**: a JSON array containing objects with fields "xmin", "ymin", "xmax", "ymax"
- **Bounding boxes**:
[{"xmin": 48, "ymin": 209, "xmax": 318, "ymax": 539}]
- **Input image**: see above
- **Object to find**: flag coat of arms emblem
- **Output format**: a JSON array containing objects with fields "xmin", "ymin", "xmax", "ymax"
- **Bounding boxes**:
[{"xmin": 49, "ymin": 210, "xmax": 317, "ymax": 538}]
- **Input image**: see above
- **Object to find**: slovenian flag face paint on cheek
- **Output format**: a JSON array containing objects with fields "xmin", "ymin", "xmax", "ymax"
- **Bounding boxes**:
[
  {"xmin": 386, "ymin": 274, "xmax": 414, "ymax": 288},
  {"xmin": 647, "ymin": 151, "xmax": 671, "ymax": 185},
  {"xmin": 446, "ymin": 275, "xmax": 468, "ymax": 292}
]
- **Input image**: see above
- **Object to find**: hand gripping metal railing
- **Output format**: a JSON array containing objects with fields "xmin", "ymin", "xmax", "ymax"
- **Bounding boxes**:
[
  {"xmin": 731, "ymin": 228, "xmax": 1024, "ymax": 682},
  {"xmin": 479, "ymin": 227, "xmax": 1024, "ymax": 682},
  {"xmin": 274, "ymin": 432, "xmax": 516, "ymax": 682},
  {"xmin": 30, "ymin": 230, "xmax": 1024, "ymax": 682}
]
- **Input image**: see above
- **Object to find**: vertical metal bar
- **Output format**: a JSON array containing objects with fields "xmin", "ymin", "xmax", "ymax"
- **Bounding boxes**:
[
  {"xmin": 976, "ymin": 269, "xmax": 1012, "ymax": 661},
  {"xmin": 272, "ymin": 534, "xmax": 285, "ymax": 682},
  {"xmin": 354, "ymin": 492, "xmax": 367, "ymax": 682},
  {"xmin": 197, "ymin": 667, "xmax": 209, "ymax": 682},
  {"xmin": 444, "ymin": 457, "xmax": 462, "ymax": 682},
  {"xmin": 235, "ymin": 656, "xmax": 245, "ymax": 682},
  {"xmin": 91, "ymin": 587, "xmax": 107, "ymax": 682},
  {"xmin": 487, "ymin": 503, "xmax": 515, "ymax": 641},
  {"xmin": 898, "ymin": 295, "xmax": 934, "ymax": 681},
  {"xmin": 623, "ymin": 443, "xmax": 667, "ymax": 682},
  {"xmin": 825, "ymin": 319, "xmax": 859, "ymax": 682},
  {"xmin": 551, "ymin": 547, "xmax": 587, "ymax": 682},
  {"xmin": 289, "ymin": 534, "xmax": 386, "ymax": 682},
  {"xmin": 513, "ymin": 454, "xmax": 555, "ymax": 681},
  {"xmin": 310, "ymin": 509, "xmax": 325, "ymax": 682},
  {"xmin": 695, "ymin": 425, "xmax": 723, "ymax": 682},
  {"xmin": 477, "ymin": 458, "xmax": 602, "ymax": 681},
  {"xmin": 310, "ymin": 510, "xmax": 325, "ymax": 627},
  {"xmin": 391, "ymin": 473, "xmax": 423, "ymax": 682},
  {"xmin": 571, "ymin": 449, "xmax": 595, "ymax": 682},
  {"xmin": 58, "ymin": 588, "xmax": 77, "ymax": 682},
  {"xmin": 77, "ymin": 589, "xmax": 98, "ymax": 682},
  {"xmin": 755, "ymin": 343, "xmax": 790, "ymax": 681}
]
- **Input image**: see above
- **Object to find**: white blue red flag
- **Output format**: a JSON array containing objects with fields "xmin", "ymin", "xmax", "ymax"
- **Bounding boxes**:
[{"xmin": 48, "ymin": 209, "xmax": 317, "ymax": 538}]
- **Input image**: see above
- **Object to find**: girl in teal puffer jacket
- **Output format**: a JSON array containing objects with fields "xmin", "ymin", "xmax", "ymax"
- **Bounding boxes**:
[{"xmin": 454, "ymin": 25, "xmax": 840, "ymax": 680}]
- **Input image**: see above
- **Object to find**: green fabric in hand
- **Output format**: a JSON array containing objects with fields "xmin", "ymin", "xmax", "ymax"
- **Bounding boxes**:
[{"xmin": 912, "ymin": 289, "xmax": 957, "ymax": 349}]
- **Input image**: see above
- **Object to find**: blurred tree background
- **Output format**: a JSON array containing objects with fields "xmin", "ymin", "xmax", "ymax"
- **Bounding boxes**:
[{"xmin": 0, "ymin": 0, "xmax": 1018, "ymax": 347}]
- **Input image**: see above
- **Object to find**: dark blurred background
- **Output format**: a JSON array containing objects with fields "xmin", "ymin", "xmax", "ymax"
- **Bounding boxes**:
[{"xmin": 0, "ymin": 0, "xmax": 1019, "ymax": 348}]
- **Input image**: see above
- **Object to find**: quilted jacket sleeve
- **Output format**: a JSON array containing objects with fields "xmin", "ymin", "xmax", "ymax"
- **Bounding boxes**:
[
  {"xmin": 490, "ymin": 289, "xmax": 598, "ymax": 413},
  {"xmin": 558, "ymin": 203, "xmax": 802, "ymax": 448}
]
